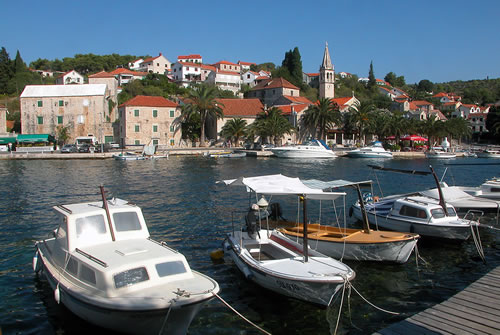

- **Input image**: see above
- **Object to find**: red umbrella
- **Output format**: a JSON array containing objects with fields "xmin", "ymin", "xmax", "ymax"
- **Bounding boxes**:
[{"xmin": 401, "ymin": 135, "xmax": 428, "ymax": 141}]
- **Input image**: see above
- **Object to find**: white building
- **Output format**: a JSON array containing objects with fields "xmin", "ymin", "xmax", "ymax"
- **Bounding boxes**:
[
  {"xmin": 171, "ymin": 62, "xmax": 202, "ymax": 87},
  {"xmin": 56, "ymin": 70, "xmax": 85, "ymax": 85},
  {"xmin": 128, "ymin": 58, "xmax": 144, "ymax": 70},
  {"xmin": 206, "ymin": 70, "xmax": 241, "ymax": 94},
  {"xmin": 178, "ymin": 54, "xmax": 203, "ymax": 64},
  {"xmin": 138, "ymin": 53, "xmax": 171, "ymax": 74}
]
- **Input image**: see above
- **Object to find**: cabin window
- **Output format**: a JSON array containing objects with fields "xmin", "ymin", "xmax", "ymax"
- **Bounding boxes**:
[
  {"xmin": 80, "ymin": 264, "xmax": 96, "ymax": 285},
  {"xmin": 431, "ymin": 207, "xmax": 456, "ymax": 218},
  {"xmin": 113, "ymin": 212, "xmax": 142, "ymax": 232},
  {"xmin": 56, "ymin": 220, "xmax": 68, "ymax": 250},
  {"xmin": 75, "ymin": 215, "xmax": 107, "ymax": 239},
  {"xmin": 67, "ymin": 256, "xmax": 78, "ymax": 275},
  {"xmin": 491, "ymin": 188, "xmax": 500, "ymax": 193},
  {"xmin": 114, "ymin": 267, "xmax": 149, "ymax": 288},
  {"xmin": 155, "ymin": 261, "xmax": 187, "ymax": 277},
  {"xmin": 399, "ymin": 205, "xmax": 427, "ymax": 219}
]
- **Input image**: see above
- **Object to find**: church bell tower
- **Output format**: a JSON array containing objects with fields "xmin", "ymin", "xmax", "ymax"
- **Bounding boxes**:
[{"xmin": 319, "ymin": 42, "xmax": 335, "ymax": 99}]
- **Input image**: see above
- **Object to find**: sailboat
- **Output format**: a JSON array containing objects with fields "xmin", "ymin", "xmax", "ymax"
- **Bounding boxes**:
[{"xmin": 219, "ymin": 174, "xmax": 355, "ymax": 307}]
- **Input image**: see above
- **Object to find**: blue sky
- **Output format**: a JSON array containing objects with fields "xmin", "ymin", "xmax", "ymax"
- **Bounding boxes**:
[{"xmin": 2, "ymin": 0, "xmax": 499, "ymax": 84}]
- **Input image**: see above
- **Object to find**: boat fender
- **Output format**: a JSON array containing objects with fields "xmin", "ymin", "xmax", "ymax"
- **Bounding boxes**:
[
  {"xmin": 210, "ymin": 249, "xmax": 224, "ymax": 261},
  {"xmin": 241, "ymin": 265, "xmax": 254, "ymax": 280},
  {"xmin": 32, "ymin": 251, "xmax": 42, "ymax": 273},
  {"xmin": 54, "ymin": 286, "xmax": 61, "ymax": 304},
  {"xmin": 349, "ymin": 207, "xmax": 353, "ymax": 217}
]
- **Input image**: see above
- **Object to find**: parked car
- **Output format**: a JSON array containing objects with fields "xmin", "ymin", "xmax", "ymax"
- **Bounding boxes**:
[
  {"xmin": 78, "ymin": 144, "xmax": 92, "ymax": 153},
  {"xmin": 60, "ymin": 144, "xmax": 77, "ymax": 153}
]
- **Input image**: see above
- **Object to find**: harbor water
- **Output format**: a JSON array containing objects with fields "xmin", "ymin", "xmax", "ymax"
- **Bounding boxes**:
[{"xmin": 0, "ymin": 156, "xmax": 499, "ymax": 334}]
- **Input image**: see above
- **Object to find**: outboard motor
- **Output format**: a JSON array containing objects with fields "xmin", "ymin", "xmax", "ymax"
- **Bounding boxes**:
[{"xmin": 270, "ymin": 202, "xmax": 286, "ymax": 221}]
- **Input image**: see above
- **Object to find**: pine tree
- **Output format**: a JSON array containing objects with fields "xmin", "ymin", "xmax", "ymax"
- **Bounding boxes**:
[
  {"xmin": 0, "ymin": 47, "xmax": 13, "ymax": 94},
  {"xmin": 368, "ymin": 61, "xmax": 376, "ymax": 88},
  {"xmin": 13, "ymin": 50, "xmax": 28, "ymax": 73}
]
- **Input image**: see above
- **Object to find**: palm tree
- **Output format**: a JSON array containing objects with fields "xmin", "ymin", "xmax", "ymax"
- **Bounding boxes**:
[
  {"xmin": 445, "ymin": 117, "xmax": 471, "ymax": 145},
  {"xmin": 387, "ymin": 112, "xmax": 407, "ymax": 145},
  {"xmin": 220, "ymin": 118, "xmax": 247, "ymax": 146},
  {"xmin": 348, "ymin": 100, "xmax": 375, "ymax": 145},
  {"xmin": 367, "ymin": 110, "xmax": 391, "ymax": 141},
  {"xmin": 300, "ymin": 98, "xmax": 341, "ymax": 140},
  {"xmin": 422, "ymin": 115, "xmax": 446, "ymax": 148},
  {"xmin": 250, "ymin": 107, "xmax": 293, "ymax": 145},
  {"xmin": 181, "ymin": 84, "xmax": 224, "ymax": 147}
]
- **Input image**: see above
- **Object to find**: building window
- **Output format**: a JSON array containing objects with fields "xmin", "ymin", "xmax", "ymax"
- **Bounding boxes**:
[
  {"xmin": 134, "ymin": 109, "xmax": 139, "ymax": 117},
  {"xmin": 153, "ymin": 125, "xmax": 158, "ymax": 132},
  {"xmin": 153, "ymin": 139, "xmax": 159, "ymax": 145},
  {"xmin": 170, "ymin": 139, "xmax": 175, "ymax": 146},
  {"xmin": 170, "ymin": 125, "xmax": 174, "ymax": 132},
  {"xmin": 59, "ymin": 100, "xmax": 64, "ymax": 107},
  {"xmin": 77, "ymin": 115, "xmax": 84, "ymax": 124},
  {"xmin": 169, "ymin": 110, "xmax": 174, "ymax": 118},
  {"xmin": 57, "ymin": 116, "xmax": 63, "ymax": 124},
  {"xmin": 135, "ymin": 140, "xmax": 140, "ymax": 145},
  {"xmin": 37, "ymin": 116, "xmax": 43, "ymax": 124},
  {"xmin": 135, "ymin": 125, "xmax": 140, "ymax": 132},
  {"xmin": 37, "ymin": 100, "xmax": 43, "ymax": 107},
  {"xmin": 153, "ymin": 109, "xmax": 158, "ymax": 117}
]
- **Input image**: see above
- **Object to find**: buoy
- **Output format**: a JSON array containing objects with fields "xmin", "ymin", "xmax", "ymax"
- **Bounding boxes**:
[
  {"xmin": 54, "ymin": 286, "xmax": 61, "ymax": 304},
  {"xmin": 210, "ymin": 249, "xmax": 224, "ymax": 261}
]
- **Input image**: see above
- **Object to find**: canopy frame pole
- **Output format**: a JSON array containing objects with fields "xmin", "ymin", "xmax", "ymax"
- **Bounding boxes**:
[{"xmin": 302, "ymin": 195, "xmax": 308, "ymax": 262}]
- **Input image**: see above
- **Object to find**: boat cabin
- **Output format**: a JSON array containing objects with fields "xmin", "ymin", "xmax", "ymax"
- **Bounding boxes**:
[
  {"xmin": 390, "ymin": 197, "xmax": 457, "ymax": 221},
  {"xmin": 48, "ymin": 198, "xmax": 194, "ymax": 297}
]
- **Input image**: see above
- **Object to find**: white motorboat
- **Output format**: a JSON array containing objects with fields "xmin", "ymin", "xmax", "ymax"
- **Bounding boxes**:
[
  {"xmin": 352, "ymin": 167, "xmax": 480, "ymax": 240},
  {"xmin": 220, "ymin": 174, "xmax": 355, "ymax": 307},
  {"xmin": 270, "ymin": 139, "xmax": 336, "ymax": 158},
  {"xmin": 477, "ymin": 149, "xmax": 500, "ymax": 158},
  {"xmin": 33, "ymin": 187, "xmax": 219, "ymax": 335},
  {"xmin": 425, "ymin": 150, "xmax": 456, "ymax": 159},
  {"xmin": 346, "ymin": 141, "xmax": 392, "ymax": 158},
  {"xmin": 113, "ymin": 152, "xmax": 146, "ymax": 160},
  {"xmin": 457, "ymin": 177, "xmax": 500, "ymax": 201},
  {"xmin": 205, "ymin": 151, "xmax": 246, "ymax": 158}
]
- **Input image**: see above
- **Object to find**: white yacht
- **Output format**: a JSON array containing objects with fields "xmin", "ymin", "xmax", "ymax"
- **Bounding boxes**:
[
  {"xmin": 346, "ymin": 141, "xmax": 392, "ymax": 158},
  {"xmin": 457, "ymin": 177, "xmax": 500, "ymax": 201},
  {"xmin": 270, "ymin": 139, "xmax": 336, "ymax": 158},
  {"xmin": 33, "ymin": 187, "xmax": 219, "ymax": 335}
]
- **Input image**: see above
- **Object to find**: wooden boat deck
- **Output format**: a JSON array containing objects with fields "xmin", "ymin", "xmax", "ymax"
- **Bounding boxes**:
[{"xmin": 374, "ymin": 265, "xmax": 500, "ymax": 334}]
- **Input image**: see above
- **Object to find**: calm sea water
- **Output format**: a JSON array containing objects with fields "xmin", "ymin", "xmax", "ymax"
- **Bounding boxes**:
[{"xmin": 0, "ymin": 156, "xmax": 499, "ymax": 334}]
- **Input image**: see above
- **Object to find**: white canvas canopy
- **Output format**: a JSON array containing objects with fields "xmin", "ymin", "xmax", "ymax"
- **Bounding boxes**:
[{"xmin": 220, "ymin": 174, "xmax": 346, "ymax": 200}]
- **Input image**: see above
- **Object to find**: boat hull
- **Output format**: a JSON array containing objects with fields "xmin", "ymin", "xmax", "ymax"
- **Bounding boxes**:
[
  {"xmin": 271, "ymin": 149, "xmax": 336, "ymax": 159},
  {"xmin": 283, "ymin": 234, "xmax": 417, "ymax": 263},
  {"xmin": 351, "ymin": 205, "xmax": 472, "ymax": 240},
  {"xmin": 223, "ymin": 231, "xmax": 353, "ymax": 307},
  {"xmin": 37, "ymin": 246, "xmax": 214, "ymax": 335},
  {"xmin": 425, "ymin": 152, "xmax": 456, "ymax": 159},
  {"xmin": 346, "ymin": 151, "xmax": 392, "ymax": 158}
]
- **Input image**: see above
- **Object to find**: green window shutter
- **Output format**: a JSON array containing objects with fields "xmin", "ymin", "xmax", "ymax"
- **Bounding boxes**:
[
  {"xmin": 57, "ymin": 116, "xmax": 63, "ymax": 124},
  {"xmin": 135, "ymin": 140, "xmax": 140, "ymax": 145},
  {"xmin": 37, "ymin": 100, "xmax": 43, "ymax": 107},
  {"xmin": 153, "ymin": 139, "xmax": 159, "ymax": 145},
  {"xmin": 169, "ymin": 125, "xmax": 174, "ymax": 132},
  {"xmin": 59, "ymin": 100, "xmax": 64, "ymax": 107},
  {"xmin": 153, "ymin": 110, "xmax": 158, "ymax": 117},
  {"xmin": 134, "ymin": 109, "xmax": 139, "ymax": 117},
  {"xmin": 170, "ymin": 139, "xmax": 175, "ymax": 146},
  {"xmin": 37, "ymin": 116, "xmax": 43, "ymax": 124},
  {"xmin": 170, "ymin": 110, "xmax": 174, "ymax": 117},
  {"xmin": 153, "ymin": 125, "xmax": 158, "ymax": 132},
  {"xmin": 135, "ymin": 125, "xmax": 140, "ymax": 132}
]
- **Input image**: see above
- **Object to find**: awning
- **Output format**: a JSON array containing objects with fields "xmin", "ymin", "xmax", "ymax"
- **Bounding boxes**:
[
  {"xmin": 16, "ymin": 134, "xmax": 55, "ymax": 143},
  {"xmin": 220, "ymin": 174, "xmax": 346, "ymax": 200},
  {"xmin": 0, "ymin": 137, "xmax": 17, "ymax": 144}
]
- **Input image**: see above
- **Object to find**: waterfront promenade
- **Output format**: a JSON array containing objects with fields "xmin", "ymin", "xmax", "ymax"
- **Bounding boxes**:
[
  {"xmin": 374, "ymin": 265, "xmax": 500, "ymax": 335},
  {"xmin": 0, "ymin": 149, "xmax": 460, "ymax": 160}
]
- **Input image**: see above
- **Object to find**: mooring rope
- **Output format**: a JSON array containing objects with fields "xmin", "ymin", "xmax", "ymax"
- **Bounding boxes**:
[{"xmin": 212, "ymin": 292, "xmax": 271, "ymax": 335}]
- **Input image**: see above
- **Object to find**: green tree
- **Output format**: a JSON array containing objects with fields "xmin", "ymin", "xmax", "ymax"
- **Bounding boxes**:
[
  {"xmin": 348, "ymin": 100, "xmax": 375, "ymax": 145},
  {"xmin": 422, "ymin": 115, "xmax": 446, "ymax": 147},
  {"xmin": 275, "ymin": 47, "xmax": 303, "ymax": 88},
  {"xmin": 56, "ymin": 125, "xmax": 71, "ymax": 145},
  {"xmin": 384, "ymin": 72, "xmax": 397, "ymax": 87},
  {"xmin": 367, "ymin": 110, "xmax": 392, "ymax": 141},
  {"xmin": 387, "ymin": 112, "xmax": 407, "ymax": 144},
  {"xmin": 181, "ymin": 84, "xmax": 224, "ymax": 146},
  {"xmin": 300, "ymin": 98, "xmax": 341, "ymax": 140},
  {"xmin": 417, "ymin": 79, "xmax": 434, "ymax": 93},
  {"xmin": 0, "ymin": 47, "xmax": 12, "ymax": 94},
  {"xmin": 220, "ymin": 118, "xmax": 247, "ymax": 146},
  {"xmin": 485, "ymin": 106, "xmax": 500, "ymax": 139},
  {"xmin": 445, "ymin": 117, "xmax": 471, "ymax": 145},
  {"xmin": 368, "ymin": 61, "xmax": 376, "ymax": 89}
]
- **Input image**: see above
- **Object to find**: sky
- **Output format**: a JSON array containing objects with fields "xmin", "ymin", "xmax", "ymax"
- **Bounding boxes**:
[{"xmin": 1, "ymin": 0, "xmax": 499, "ymax": 84}]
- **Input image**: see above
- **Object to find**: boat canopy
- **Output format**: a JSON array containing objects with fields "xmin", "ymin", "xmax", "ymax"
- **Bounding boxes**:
[
  {"xmin": 220, "ymin": 174, "xmax": 345, "ymax": 200},
  {"xmin": 303, "ymin": 179, "xmax": 372, "ymax": 190}
]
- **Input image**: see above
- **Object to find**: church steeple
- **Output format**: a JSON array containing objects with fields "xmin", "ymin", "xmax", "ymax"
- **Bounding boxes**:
[{"xmin": 319, "ymin": 42, "xmax": 335, "ymax": 99}]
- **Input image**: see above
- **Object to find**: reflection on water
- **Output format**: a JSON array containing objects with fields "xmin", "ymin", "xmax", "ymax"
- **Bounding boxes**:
[{"xmin": 0, "ymin": 156, "xmax": 498, "ymax": 334}]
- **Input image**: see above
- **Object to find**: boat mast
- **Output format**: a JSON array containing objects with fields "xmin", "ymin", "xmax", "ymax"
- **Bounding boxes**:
[
  {"xmin": 301, "ymin": 195, "xmax": 309, "ymax": 262},
  {"xmin": 429, "ymin": 165, "xmax": 448, "ymax": 216},
  {"xmin": 99, "ymin": 185, "xmax": 116, "ymax": 241}
]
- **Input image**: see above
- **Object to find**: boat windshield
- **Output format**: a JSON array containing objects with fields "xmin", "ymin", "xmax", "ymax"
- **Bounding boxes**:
[
  {"xmin": 114, "ymin": 267, "xmax": 149, "ymax": 288},
  {"xmin": 302, "ymin": 140, "xmax": 319, "ymax": 146},
  {"xmin": 431, "ymin": 207, "xmax": 456, "ymax": 219},
  {"xmin": 112, "ymin": 211, "xmax": 142, "ymax": 232}
]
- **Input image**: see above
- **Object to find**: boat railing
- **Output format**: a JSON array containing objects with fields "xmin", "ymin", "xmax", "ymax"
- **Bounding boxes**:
[
  {"xmin": 463, "ymin": 209, "xmax": 484, "ymax": 223},
  {"xmin": 75, "ymin": 248, "xmax": 108, "ymax": 268},
  {"xmin": 148, "ymin": 238, "xmax": 179, "ymax": 254}
]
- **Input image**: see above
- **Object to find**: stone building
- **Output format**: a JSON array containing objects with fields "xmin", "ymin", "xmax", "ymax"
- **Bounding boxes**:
[
  {"xmin": 319, "ymin": 42, "xmax": 334, "ymax": 99},
  {"xmin": 247, "ymin": 77, "xmax": 300, "ymax": 106},
  {"xmin": 138, "ymin": 53, "xmax": 171, "ymax": 75},
  {"xmin": 20, "ymin": 84, "xmax": 116, "ymax": 144},
  {"xmin": 118, "ymin": 95, "xmax": 181, "ymax": 147},
  {"xmin": 55, "ymin": 70, "xmax": 85, "ymax": 85}
]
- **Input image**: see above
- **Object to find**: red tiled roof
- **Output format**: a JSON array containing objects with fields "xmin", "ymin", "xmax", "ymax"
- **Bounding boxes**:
[
  {"xmin": 201, "ymin": 64, "xmax": 216, "ymax": 71},
  {"xmin": 282, "ymin": 95, "xmax": 313, "ymax": 104},
  {"xmin": 88, "ymin": 71, "xmax": 115, "ymax": 78},
  {"xmin": 215, "ymin": 60, "xmax": 238, "ymax": 66},
  {"xmin": 305, "ymin": 73, "xmax": 319, "ymax": 77},
  {"xmin": 251, "ymin": 77, "xmax": 299, "ymax": 91},
  {"xmin": 142, "ymin": 53, "xmax": 164, "ymax": 63},
  {"xmin": 178, "ymin": 54, "xmax": 202, "ymax": 59},
  {"xmin": 238, "ymin": 61, "xmax": 256, "ymax": 66},
  {"xmin": 412, "ymin": 100, "xmax": 433, "ymax": 106},
  {"xmin": 216, "ymin": 98, "xmax": 264, "ymax": 117},
  {"xmin": 110, "ymin": 68, "xmax": 147, "ymax": 76},
  {"xmin": 433, "ymin": 92, "xmax": 449, "ymax": 98},
  {"xmin": 256, "ymin": 76, "xmax": 269, "ymax": 80},
  {"xmin": 119, "ymin": 95, "xmax": 178, "ymax": 108},
  {"xmin": 275, "ymin": 104, "xmax": 309, "ymax": 115},
  {"xmin": 429, "ymin": 110, "xmax": 447, "ymax": 120},
  {"xmin": 331, "ymin": 97, "xmax": 354, "ymax": 107}
]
